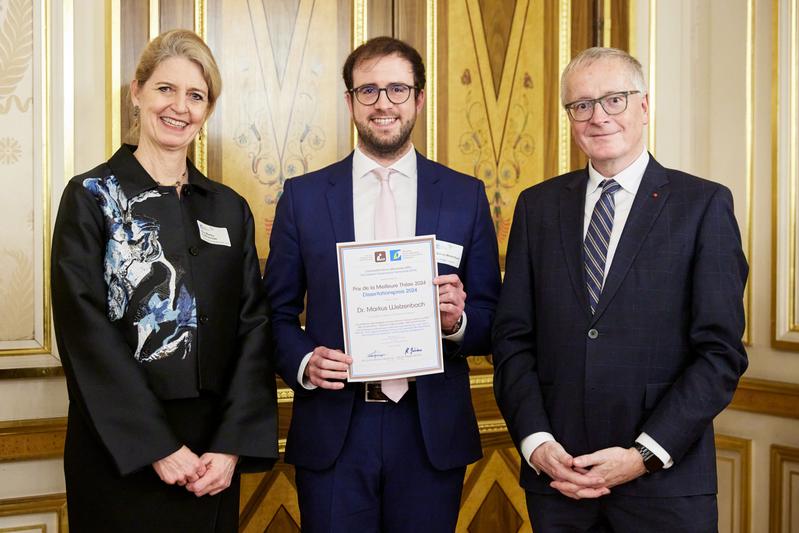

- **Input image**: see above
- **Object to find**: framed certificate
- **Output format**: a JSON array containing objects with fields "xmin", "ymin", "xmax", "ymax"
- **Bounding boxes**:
[{"xmin": 336, "ymin": 235, "xmax": 444, "ymax": 381}]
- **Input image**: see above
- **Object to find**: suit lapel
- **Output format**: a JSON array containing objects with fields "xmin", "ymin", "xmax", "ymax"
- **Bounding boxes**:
[
  {"xmin": 415, "ymin": 153, "xmax": 442, "ymax": 236},
  {"xmin": 326, "ymin": 154, "xmax": 356, "ymax": 243},
  {"xmin": 591, "ymin": 156, "xmax": 670, "ymax": 323},
  {"xmin": 559, "ymin": 170, "xmax": 591, "ymax": 315}
]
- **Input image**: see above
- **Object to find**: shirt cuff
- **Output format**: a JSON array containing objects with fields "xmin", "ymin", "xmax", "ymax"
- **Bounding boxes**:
[
  {"xmin": 636, "ymin": 432, "xmax": 674, "ymax": 469},
  {"xmin": 520, "ymin": 432, "xmax": 555, "ymax": 474},
  {"xmin": 297, "ymin": 352, "xmax": 318, "ymax": 390},
  {"xmin": 442, "ymin": 311, "xmax": 467, "ymax": 343}
]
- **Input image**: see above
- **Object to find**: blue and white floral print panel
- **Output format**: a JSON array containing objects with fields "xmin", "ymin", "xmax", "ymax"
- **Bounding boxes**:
[{"xmin": 83, "ymin": 176, "xmax": 197, "ymax": 363}]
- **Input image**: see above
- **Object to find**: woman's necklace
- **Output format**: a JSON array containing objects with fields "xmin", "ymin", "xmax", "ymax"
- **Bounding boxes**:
[
  {"xmin": 132, "ymin": 150, "xmax": 188, "ymax": 191},
  {"xmin": 158, "ymin": 168, "xmax": 188, "ymax": 191}
]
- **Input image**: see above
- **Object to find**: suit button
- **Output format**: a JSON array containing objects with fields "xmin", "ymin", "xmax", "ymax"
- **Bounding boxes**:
[
  {"xmin": 199, "ymin": 315, "xmax": 209, "ymax": 325},
  {"xmin": 189, "ymin": 246, "xmax": 199, "ymax": 256},
  {"xmin": 588, "ymin": 328, "xmax": 599, "ymax": 339}
]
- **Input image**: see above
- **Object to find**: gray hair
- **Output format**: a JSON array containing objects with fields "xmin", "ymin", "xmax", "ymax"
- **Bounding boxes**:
[{"xmin": 560, "ymin": 47, "xmax": 647, "ymax": 104}]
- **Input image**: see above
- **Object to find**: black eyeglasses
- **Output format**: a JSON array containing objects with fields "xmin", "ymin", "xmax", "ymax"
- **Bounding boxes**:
[
  {"xmin": 349, "ymin": 83, "xmax": 417, "ymax": 105},
  {"xmin": 564, "ymin": 90, "xmax": 640, "ymax": 122}
]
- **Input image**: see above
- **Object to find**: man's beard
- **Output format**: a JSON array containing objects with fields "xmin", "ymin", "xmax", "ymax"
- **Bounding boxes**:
[{"xmin": 355, "ymin": 114, "xmax": 415, "ymax": 158}]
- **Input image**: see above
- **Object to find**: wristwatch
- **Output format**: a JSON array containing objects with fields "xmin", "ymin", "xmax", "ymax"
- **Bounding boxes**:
[
  {"xmin": 445, "ymin": 314, "xmax": 464, "ymax": 335},
  {"xmin": 634, "ymin": 443, "xmax": 664, "ymax": 473}
]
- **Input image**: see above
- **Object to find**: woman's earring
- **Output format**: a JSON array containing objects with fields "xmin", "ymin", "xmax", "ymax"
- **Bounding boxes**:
[{"xmin": 133, "ymin": 105, "xmax": 140, "ymax": 117}]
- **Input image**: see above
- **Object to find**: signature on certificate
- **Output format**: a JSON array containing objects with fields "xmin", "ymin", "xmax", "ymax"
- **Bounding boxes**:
[
  {"xmin": 367, "ymin": 350, "xmax": 387, "ymax": 359},
  {"xmin": 404, "ymin": 346, "xmax": 423, "ymax": 356}
]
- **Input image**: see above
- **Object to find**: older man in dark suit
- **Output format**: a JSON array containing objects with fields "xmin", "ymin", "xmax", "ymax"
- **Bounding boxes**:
[{"xmin": 492, "ymin": 47, "xmax": 748, "ymax": 532}]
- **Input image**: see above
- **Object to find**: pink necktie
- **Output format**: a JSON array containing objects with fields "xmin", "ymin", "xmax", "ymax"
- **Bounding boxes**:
[
  {"xmin": 373, "ymin": 167, "xmax": 408, "ymax": 402},
  {"xmin": 373, "ymin": 167, "xmax": 399, "ymax": 240}
]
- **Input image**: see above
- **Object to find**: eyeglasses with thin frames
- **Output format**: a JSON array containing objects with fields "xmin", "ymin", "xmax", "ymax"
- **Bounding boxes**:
[
  {"xmin": 564, "ymin": 90, "xmax": 640, "ymax": 122},
  {"xmin": 348, "ymin": 83, "xmax": 418, "ymax": 106}
]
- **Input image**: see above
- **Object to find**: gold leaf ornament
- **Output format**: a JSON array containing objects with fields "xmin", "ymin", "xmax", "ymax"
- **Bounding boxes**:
[
  {"xmin": 0, "ymin": 248, "xmax": 34, "ymax": 341},
  {"xmin": 0, "ymin": 0, "xmax": 34, "ymax": 98}
]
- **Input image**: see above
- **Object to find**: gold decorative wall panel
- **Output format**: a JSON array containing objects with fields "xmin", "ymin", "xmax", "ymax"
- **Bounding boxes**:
[
  {"xmin": 457, "ymin": 448, "xmax": 530, "ymax": 533},
  {"xmin": 772, "ymin": 0, "xmax": 799, "ymax": 350},
  {"xmin": 440, "ymin": 0, "xmax": 612, "ymax": 260},
  {"xmin": 443, "ymin": 0, "xmax": 548, "ymax": 260},
  {"xmin": 208, "ymin": 0, "xmax": 351, "ymax": 257},
  {"xmin": 0, "ymin": 0, "xmax": 51, "ymax": 357},
  {"xmin": 240, "ymin": 466, "xmax": 301, "ymax": 532}
]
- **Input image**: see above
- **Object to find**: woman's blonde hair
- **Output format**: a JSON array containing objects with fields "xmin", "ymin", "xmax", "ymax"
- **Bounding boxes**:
[{"xmin": 129, "ymin": 29, "xmax": 222, "ymax": 139}]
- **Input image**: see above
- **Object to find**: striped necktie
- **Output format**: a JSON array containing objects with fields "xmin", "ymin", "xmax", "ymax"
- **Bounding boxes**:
[{"xmin": 584, "ymin": 179, "xmax": 621, "ymax": 314}]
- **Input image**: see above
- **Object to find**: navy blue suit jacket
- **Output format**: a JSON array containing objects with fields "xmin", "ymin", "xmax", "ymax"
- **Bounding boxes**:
[
  {"xmin": 265, "ymin": 152, "xmax": 501, "ymax": 471},
  {"xmin": 492, "ymin": 156, "xmax": 748, "ymax": 497}
]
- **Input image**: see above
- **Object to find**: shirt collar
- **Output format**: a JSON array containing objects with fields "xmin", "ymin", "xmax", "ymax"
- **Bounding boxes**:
[
  {"xmin": 109, "ymin": 144, "xmax": 219, "ymax": 198},
  {"xmin": 353, "ymin": 145, "xmax": 417, "ymax": 180},
  {"xmin": 587, "ymin": 147, "xmax": 649, "ymax": 195}
]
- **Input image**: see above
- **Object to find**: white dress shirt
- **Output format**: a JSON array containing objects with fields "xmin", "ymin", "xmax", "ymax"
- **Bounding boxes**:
[
  {"xmin": 297, "ymin": 145, "xmax": 466, "ymax": 388},
  {"xmin": 352, "ymin": 145, "xmax": 418, "ymax": 241},
  {"xmin": 520, "ymin": 147, "xmax": 674, "ymax": 471}
]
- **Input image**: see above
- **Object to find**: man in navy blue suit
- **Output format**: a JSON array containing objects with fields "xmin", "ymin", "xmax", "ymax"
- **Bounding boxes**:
[
  {"xmin": 264, "ymin": 37, "xmax": 501, "ymax": 532},
  {"xmin": 493, "ymin": 47, "xmax": 748, "ymax": 532}
]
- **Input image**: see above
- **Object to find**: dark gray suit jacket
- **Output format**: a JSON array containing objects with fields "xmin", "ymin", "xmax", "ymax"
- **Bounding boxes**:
[{"xmin": 493, "ymin": 156, "xmax": 748, "ymax": 497}]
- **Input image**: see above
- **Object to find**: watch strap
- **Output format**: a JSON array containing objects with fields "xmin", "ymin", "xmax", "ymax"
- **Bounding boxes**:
[
  {"xmin": 634, "ymin": 443, "xmax": 664, "ymax": 473},
  {"xmin": 445, "ymin": 314, "xmax": 463, "ymax": 335}
]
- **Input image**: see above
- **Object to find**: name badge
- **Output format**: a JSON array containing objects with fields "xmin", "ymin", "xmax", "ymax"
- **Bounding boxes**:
[
  {"xmin": 197, "ymin": 220, "xmax": 231, "ymax": 247},
  {"xmin": 436, "ymin": 240, "xmax": 463, "ymax": 268}
]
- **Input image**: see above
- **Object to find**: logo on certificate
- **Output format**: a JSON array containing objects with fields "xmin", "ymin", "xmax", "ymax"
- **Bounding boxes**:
[
  {"xmin": 374, "ymin": 251, "xmax": 387, "ymax": 262},
  {"xmin": 389, "ymin": 249, "xmax": 402, "ymax": 261}
]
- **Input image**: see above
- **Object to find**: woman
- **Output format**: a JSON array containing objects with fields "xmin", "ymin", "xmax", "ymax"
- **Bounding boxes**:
[{"xmin": 51, "ymin": 29, "xmax": 277, "ymax": 532}]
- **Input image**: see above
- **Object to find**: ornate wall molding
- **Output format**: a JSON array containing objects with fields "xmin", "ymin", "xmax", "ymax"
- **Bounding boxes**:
[
  {"xmin": 0, "ymin": 495, "xmax": 67, "ymax": 533},
  {"xmin": 647, "ymin": 0, "xmax": 656, "ymax": 154},
  {"xmin": 0, "ymin": 0, "xmax": 54, "ymax": 359},
  {"xmin": 0, "ymin": 417, "xmax": 65, "ymax": 462},
  {"xmin": 0, "ymin": 376, "xmax": 795, "ymax": 464},
  {"xmin": 772, "ymin": 0, "xmax": 799, "ymax": 350},
  {"xmin": 558, "ymin": 0, "xmax": 571, "ymax": 173},
  {"xmin": 468, "ymin": 374, "xmax": 799, "ymax": 421},
  {"xmin": 715, "ymin": 435, "xmax": 751, "ymax": 533},
  {"xmin": 731, "ymin": 377, "xmax": 799, "ymax": 420},
  {"xmin": 0, "ymin": 366, "xmax": 63, "ymax": 380},
  {"xmin": 769, "ymin": 444, "xmax": 799, "ymax": 533},
  {"xmin": 742, "ymin": 0, "xmax": 756, "ymax": 346}
]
